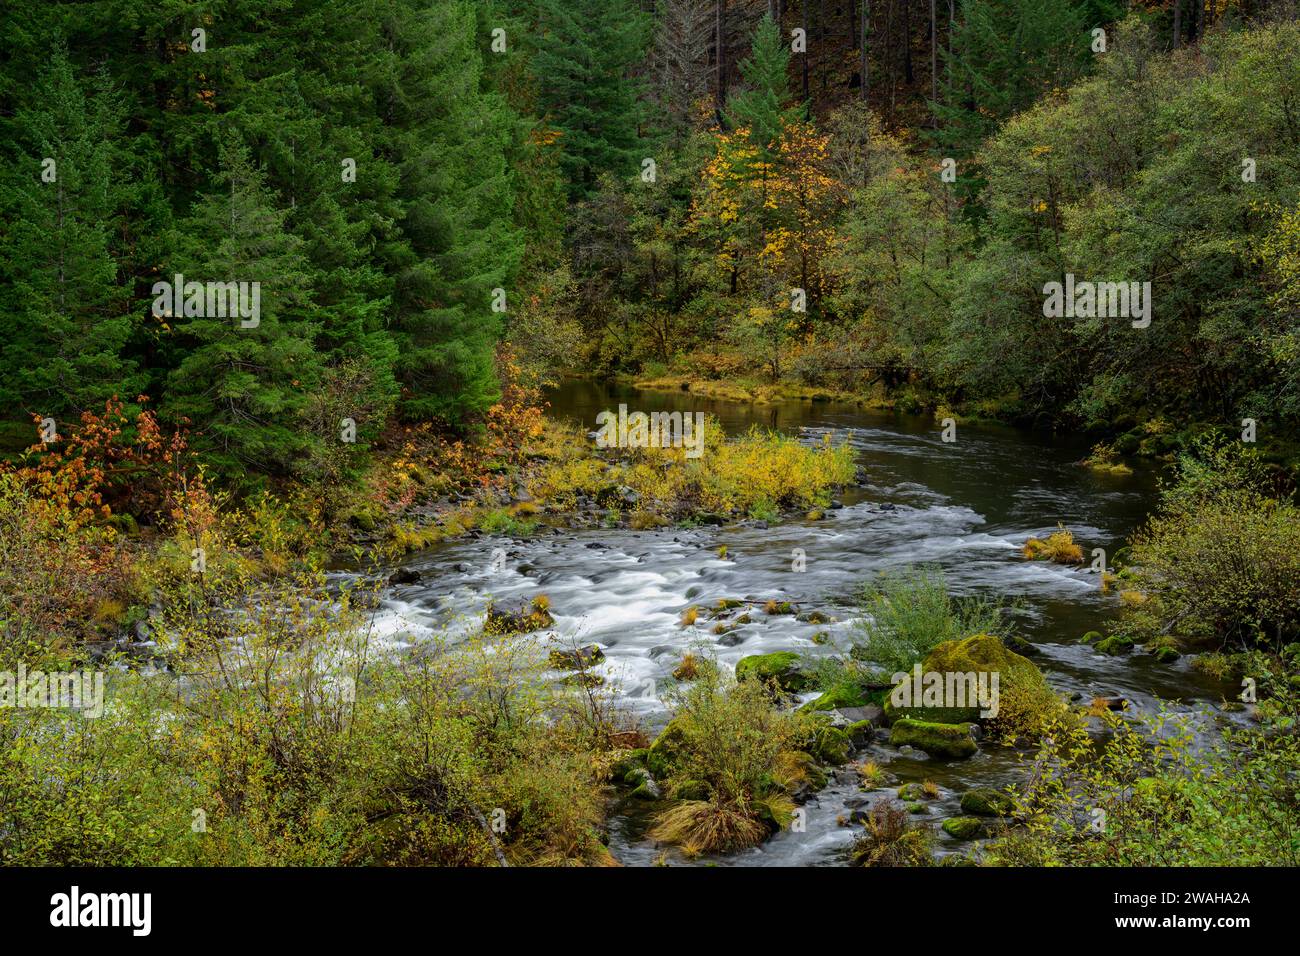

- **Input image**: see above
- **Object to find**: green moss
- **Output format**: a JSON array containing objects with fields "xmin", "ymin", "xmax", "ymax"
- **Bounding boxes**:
[
  {"xmin": 846, "ymin": 720, "xmax": 875, "ymax": 745},
  {"xmin": 1094, "ymin": 634, "xmax": 1134, "ymax": 656},
  {"xmin": 888, "ymin": 719, "xmax": 977, "ymax": 759},
  {"xmin": 1080, "ymin": 630, "xmax": 1103, "ymax": 644},
  {"xmin": 803, "ymin": 724, "xmax": 851, "ymax": 765},
  {"xmin": 942, "ymin": 816, "xmax": 984, "ymax": 839},
  {"xmin": 919, "ymin": 634, "xmax": 1062, "ymax": 738},
  {"xmin": 905, "ymin": 801, "xmax": 928, "ymax": 814},
  {"xmin": 735, "ymin": 651, "xmax": 809, "ymax": 692},
  {"xmin": 959, "ymin": 787, "xmax": 1014, "ymax": 817},
  {"xmin": 646, "ymin": 721, "xmax": 689, "ymax": 780},
  {"xmin": 668, "ymin": 779, "xmax": 711, "ymax": 801},
  {"xmin": 897, "ymin": 782, "xmax": 928, "ymax": 801},
  {"xmin": 1153, "ymin": 646, "xmax": 1180, "ymax": 664},
  {"xmin": 798, "ymin": 684, "xmax": 868, "ymax": 713}
]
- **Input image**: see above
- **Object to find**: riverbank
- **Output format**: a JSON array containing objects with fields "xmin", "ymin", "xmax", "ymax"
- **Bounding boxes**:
[{"xmin": 2, "ymin": 383, "xmax": 1296, "ymax": 867}]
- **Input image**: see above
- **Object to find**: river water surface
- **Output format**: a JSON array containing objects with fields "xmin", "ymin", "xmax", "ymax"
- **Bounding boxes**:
[{"xmin": 362, "ymin": 380, "xmax": 1241, "ymax": 866}]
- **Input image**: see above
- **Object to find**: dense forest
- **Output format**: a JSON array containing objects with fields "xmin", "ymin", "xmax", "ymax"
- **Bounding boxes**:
[
  {"xmin": 2, "ymin": 1, "xmax": 1299, "ymax": 873},
  {"xmin": 5, "ymin": 0, "xmax": 1299, "ymax": 481}
]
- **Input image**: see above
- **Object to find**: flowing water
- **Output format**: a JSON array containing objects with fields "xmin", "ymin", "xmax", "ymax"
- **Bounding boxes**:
[{"xmin": 360, "ymin": 380, "xmax": 1243, "ymax": 866}]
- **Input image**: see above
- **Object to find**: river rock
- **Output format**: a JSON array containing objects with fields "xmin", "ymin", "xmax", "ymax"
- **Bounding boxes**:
[
  {"xmin": 388, "ymin": 567, "xmax": 421, "ymax": 585},
  {"xmin": 735, "ymin": 651, "xmax": 810, "ymax": 692},
  {"xmin": 960, "ymin": 787, "xmax": 1014, "ymax": 817},
  {"xmin": 485, "ymin": 596, "xmax": 554, "ymax": 635},
  {"xmin": 888, "ymin": 719, "xmax": 978, "ymax": 759},
  {"xmin": 942, "ymin": 816, "xmax": 984, "ymax": 840},
  {"xmin": 548, "ymin": 644, "xmax": 604, "ymax": 670}
]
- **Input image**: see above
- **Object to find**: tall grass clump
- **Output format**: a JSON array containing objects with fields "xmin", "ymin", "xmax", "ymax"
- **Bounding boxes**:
[{"xmin": 851, "ymin": 565, "xmax": 1012, "ymax": 673}]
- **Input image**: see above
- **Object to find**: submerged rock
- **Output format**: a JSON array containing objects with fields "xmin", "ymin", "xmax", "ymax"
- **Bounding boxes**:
[
  {"xmin": 942, "ymin": 816, "xmax": 984, "ymax": 840},
  {"xmin": 888, "ymin": 718, "xmax": 978, "ymax": 759},
  {"xmin": 485, "ymin": 596, "xmax": 554, "ymax": 635}
]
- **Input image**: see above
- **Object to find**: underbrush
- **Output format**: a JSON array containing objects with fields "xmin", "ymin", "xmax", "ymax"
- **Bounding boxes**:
[{"xmin": 0, "ymin": 564, "xmax": 623, "ymax": 866}]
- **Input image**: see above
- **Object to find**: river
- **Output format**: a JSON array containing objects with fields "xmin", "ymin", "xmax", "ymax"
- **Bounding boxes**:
[{"xmin": 362, "ymin": 379, "xmax": 1242, "ymax": 866}]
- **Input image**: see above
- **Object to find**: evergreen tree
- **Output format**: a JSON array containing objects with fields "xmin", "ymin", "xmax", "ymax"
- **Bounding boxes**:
[
  {"xmin": 160, "ymin": 142, "xmax": 324, "ymax": 479},
  {"xmin": 522, "ymin": 0, "xmax": 654, "ymax": 199},
  {"xmin": 0, "ymin": 48, "xmax": 142, "ymax": 449}
]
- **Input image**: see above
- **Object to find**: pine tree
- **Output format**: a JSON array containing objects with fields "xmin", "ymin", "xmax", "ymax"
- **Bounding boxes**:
[
  {"xmin": 523, "ymin": 0, "xmax": 654, "ymax": 199},
  {"xmin": 159, "ymin": 142, "xmax": 324, "ymax": 479},
  {"xmin": 0, "ymin": 47, "xmax": 142, "ymax": 450},
  {"xmin": 370, "ymin": 0, "xmax": 524, "ymax": 423},
  {"xmin": 654, "ymin": 0, "xmax": 716, "ymax": 140},
  {"xmin": 933, "ymin": 0, "xmax": 1092, "ymax": 160}
]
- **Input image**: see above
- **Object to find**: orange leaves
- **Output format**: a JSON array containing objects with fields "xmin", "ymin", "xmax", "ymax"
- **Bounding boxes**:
[{"xmin": 4, "ymin": 396, "xmax": 196, "ymax": 532}]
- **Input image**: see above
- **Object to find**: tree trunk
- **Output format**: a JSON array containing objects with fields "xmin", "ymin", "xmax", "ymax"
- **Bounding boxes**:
[
  {"xmin": 1173, "ymin": 0, "xmax": 1183, "ymax": 49},
  {"xmin": 904, "ymin": 0, "xmax": 914, "ymax": 86},
  {"xmin": 716, "ymin": 0, "xmax": 727, "ymax": 123},
  {"xmin": 930, "ymin": 0, "xmax": 937, "ymax": 107},
  {"xmin": 860, "ymin": 0, "xmax": 869, "ymax": 101},
  {"xmin": 802, "ymin": 0, "xmax": 810, "ymax": 99}
]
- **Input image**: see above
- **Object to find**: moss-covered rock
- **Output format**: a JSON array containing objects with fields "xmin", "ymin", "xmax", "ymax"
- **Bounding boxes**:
[
  {"xmin": 917, "ymin": 633, "xmax": 1062, "ymax": 738},
  {"xmin": 735, "ymin": 651, "xmax": 810, "ymax": 692},
  {"xmin": 959, "ymin": 787, "xmax": 1014, "ymax": 817},
  {"xmin": 610, "ymin": 748, "xmax": 648, "ymax": 781},
  {"xmin": 941, "ymin": 816, "xmax": 984, "ymax": 839},
  {"xmin": 845, "ymin": 719, "xmax": 875, "ymax": 745},
  {"xmin": 486, "ymin": 596, "xmax": 555, "ymax": 635},
  {"xmin": 668, "ymin": 779, "xmax": 711, "ymax": 801},
  {"xmin": 1094, "ymin": 634, "xmax": 1134, "ymax": 656},
  {"xmin": 897, "ymin": 782, "xmax": 929, "ymax": 801},
  {"xmin": 888, "ymin": 719, "xmax": 977, "ymax": 759},
  {"xmin": 646, "ymin": 721, "xmax": 689, "ymax": 779},
  {"xmin": 625, "ymin": 767, "xmax": 661, "ymax": 800},
  {"xmin": 905, "ymin": 801, "xmax": 928, "ymax": 814},
  {"xmin": 799, "ymin": 684, "xmax": 869, "ymax": 713},
  {"xmin": 1153, "ymin": 646, "xmax": 1180, "ymax": 664},
  {"xmin": 804, "ymin": 724, "xmax": 852, "ymax": 765}
]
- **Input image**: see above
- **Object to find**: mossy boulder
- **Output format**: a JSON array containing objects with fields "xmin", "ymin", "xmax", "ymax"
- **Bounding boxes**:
[
  {"xmin": 959, "ymin": 787, "xmax": 1014, "ymax": 817},
  {"xmin": 915, "ymin": 634, "xmax": 1061, "ymax": 737},
  {"xmin": 1153, "ymin": 646, "xmax": 1180, "ymax": 664},
  {"xmin": 897, "ymin": 782, "xmax": 929, "ymax": 801},
  {"xmin": 888, "ymin": 719, "xmax": 978, "ymax": 759},
  {"xmin": 942, "ymin": 816, "xmax": 984, "ymax": 839},
  {"xmin": 611, "ymin": 748, "xmax": 649, "ymax": 780},
  {"xmin": 667, "ymin": 779, "xmax": 711, "ymax": 801},
  {"xmin": 905, "ymin": 801, "xmax": 928, "ymax": 814},
  {"xmin": 799, "ymin": 684, "xmax": 869, "ymax": 713},
  {"xmin": 845, "ymin": 719, "xmax": 876, "ymax": 745},
  {"xmin": 735, "ymin": 651, "xmax": 810, "ymax": 692},
  {"xmin": 801, "ymin": 723, "xmax": 852, "ymax": 765},
  {"xmin": 486, "ymin": 596, "xmax": 555, "ymax": 635},
  {"xmin": 1094, "ymin": 634, "xmax": 1134, "ymax": 656},
  {"xmin": 625, "ymin": 767, "xmax": 661, "ymax": 800},
  {"xmin": 646, "ymin": 721, "xmax": 689, "ymax": 779}
]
